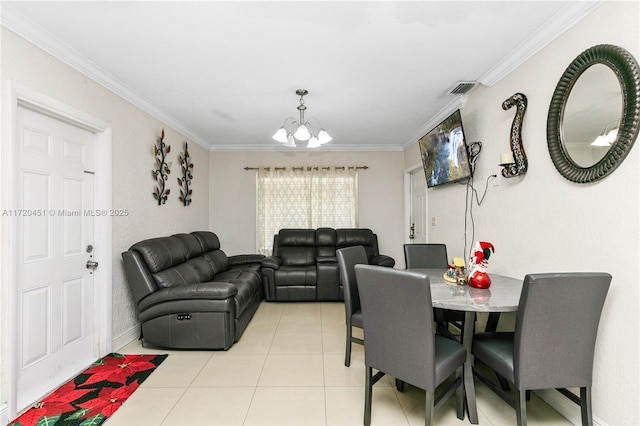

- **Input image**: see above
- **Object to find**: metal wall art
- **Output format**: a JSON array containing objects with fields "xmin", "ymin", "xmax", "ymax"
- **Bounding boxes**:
[
  {"xmin": 177, "ymin": 142, "xmax": 193, "ymax": 206},
  {"xmin": 152, "ymin": 128, "xmax": 171, "ymax": 205},
  {"xmin": 500, "ymin": 92, "xmax": 528, "ymax": 178}
]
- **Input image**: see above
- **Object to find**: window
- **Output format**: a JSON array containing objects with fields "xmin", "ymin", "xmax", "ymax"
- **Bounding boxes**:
[{"xmin": 257, "ymin": 167, "xmax": 357, "ymax": 255}]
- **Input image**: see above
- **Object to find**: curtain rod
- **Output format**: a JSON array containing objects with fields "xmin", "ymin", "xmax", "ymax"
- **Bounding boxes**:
[{"xmin": 244, "ymin": 166, "xmax": 368, "ymax": 171}]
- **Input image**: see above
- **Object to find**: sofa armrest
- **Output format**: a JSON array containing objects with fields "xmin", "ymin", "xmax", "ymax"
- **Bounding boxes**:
[
  {"xmin": 229, "ymin": 254, "xmax": 266, "ymax": 266},
  {"xmin": 261, "ymin": 256, "xmax": 281, "ymax": 270},
  {"xmin": 138, "ymin": 282, "xmax": 238, "ymax": 312},
  {"xmin": 369, "ymin": 254, "xmax": 396, "ymax": 268}
]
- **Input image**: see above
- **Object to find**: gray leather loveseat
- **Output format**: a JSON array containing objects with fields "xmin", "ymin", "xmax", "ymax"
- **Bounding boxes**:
[
  {"xmin": 261, "ymin": 228, "xmax": 395, "ymax": 302},
  {"xmin": 122, "ymin": 231, "xmax": 264, "ymax": 350}
]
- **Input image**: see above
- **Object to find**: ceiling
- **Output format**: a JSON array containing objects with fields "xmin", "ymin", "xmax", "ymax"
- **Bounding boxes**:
[{"xmin": 2, "ymin": 1, "xmax": 601, "ymax": 151}]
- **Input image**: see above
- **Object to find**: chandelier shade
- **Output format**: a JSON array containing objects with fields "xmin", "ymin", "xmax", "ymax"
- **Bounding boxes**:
[
  {"xmin": 272, "ymin": 89, "xmax": 332, "ymax": 148},
  {"xmin": 272, "ymin": 127, "xmax": 288, "ymax": 143}
]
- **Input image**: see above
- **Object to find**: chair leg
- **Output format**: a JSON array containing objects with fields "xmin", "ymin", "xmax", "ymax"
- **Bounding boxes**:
[
  {"xmin": 345, "ymin": 325, "xmax": 352, "ymax": 367},
  {"xmin": 580, "ymin": 387, "xmax": 593, "ymax": 426},
  {"xmin": 364, "ymin": 366, "xmax": 373, "ymax": 426},
  {"xmin": 516, "ymin": 389, "xmax": 527, "ymax": 426},
  {"xmin": 455, "ymin": 367, "xmax": 464, "ymax": 420},
  {"xmin": 485, "ymin": 312, "xmax": 501, "ymax": 332},
  {"xmin": 425, "ymin": 390, "xmax": 435, "ymax": 426}
]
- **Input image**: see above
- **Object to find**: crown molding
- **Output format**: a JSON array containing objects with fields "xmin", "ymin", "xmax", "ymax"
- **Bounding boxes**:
[
  {"xmin": 403, "ymin": 1, "xmax": 603, "ymax": 149},
  {"xmin": 478, "ymin": 1, "xmax": 604, "ymax": 86},
  {"xmin": 211, "ymin": 143, "xmax": 405, "ymax": 152},
  {"xmin": 0, "ymin": 3, "xmax": 211, "ymax": 150},
  {"xmin": 402, "ymin": 96, "xmax": 468, "ymax": 149}
]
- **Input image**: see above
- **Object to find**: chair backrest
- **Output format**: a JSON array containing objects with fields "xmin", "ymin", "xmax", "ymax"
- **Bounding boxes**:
[
  {"xmin": 404, "ymin": 244, "xmax": 448, "ymax": 269},
  {"xmin": 337, "ymin": 246, "xmax": 369, "ymax": 319},
  {"xmin": 514, "ymin": 272, "xmax": 611, "ymax": 390},
  {"xmin": 355, "ymin": 264, "xmax": 438, "ymax": 391}
]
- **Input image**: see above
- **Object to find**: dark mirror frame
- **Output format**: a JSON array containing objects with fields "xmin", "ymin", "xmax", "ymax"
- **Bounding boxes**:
[{"xmin": 547, "ymin": 44, "xmax": 640, "ymax": 183}]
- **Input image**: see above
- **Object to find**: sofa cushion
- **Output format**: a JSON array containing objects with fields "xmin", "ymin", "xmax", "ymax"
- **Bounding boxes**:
[
  {"xmin": 192, "ymin": 231, "xmax": 221, "ymax": 252},
  {"xmin": 275, "ymin": 229, "xmax": 317, "ymax": 266},
  {"xmin": 278, "ymin": 246, "xmax": 316, "ymax": 266},
  {"xmin": 336, "ymin": 228, "xmax": 374, "ymax": 247},
  {"xmin": 216, "ymin": 269, "xmax": 262, "ymax": 316},
  {"xmin": 203, "ymin": 250, "xmax": 230, "ymax": 274},
  {"xmin": 278, "ymin": 229, "xmax": 316, "ymax": 247},
  {"xmin": 173, "ymin": 233, "xmax": 203, "ymax": 259},
  {"xmin": 131, "ymin": 236, "xmax": 188, "ymax": 273},
  {"xmin": 152, "ymin": 262, "xmax": 201, "ymax": 288},
  {"xmin": 336, "ymin": 228, "xmax": 377, "ymax": 259},
  {"xmin": 275, "ymin": 266, "xmax": 317, "ymax": 286},
  {"xmin": 185, "ymin": 257, "xmax": 216, "ymax": 281}
]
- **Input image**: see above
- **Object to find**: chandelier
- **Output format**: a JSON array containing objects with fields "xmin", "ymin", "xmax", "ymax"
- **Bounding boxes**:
[{"xmin": 272, "ymin": 89, "xmax": 332, "ymax": 148}]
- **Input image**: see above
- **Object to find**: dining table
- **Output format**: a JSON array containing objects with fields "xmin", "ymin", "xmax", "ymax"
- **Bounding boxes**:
[{"xmin": 408, "ymin": 268, "xmax": 523, "ymax": 425}]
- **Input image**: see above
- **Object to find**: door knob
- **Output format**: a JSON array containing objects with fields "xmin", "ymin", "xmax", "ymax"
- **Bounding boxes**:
[{"xmin": 86, "ymin": 260, "xmax": 99, "ymax": 270}]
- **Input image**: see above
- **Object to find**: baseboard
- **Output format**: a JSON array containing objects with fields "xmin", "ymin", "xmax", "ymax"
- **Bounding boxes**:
[
  {"xmin": 1, "ymin": 403, "xmax": 9, "ymax": 426},
  {"xmin": 111, "ymin": 323, "xmax": 141, "ymax": 352},
  {"xmin": 537, "ymin": 389, "xmax": 606, "ymax": 426}
]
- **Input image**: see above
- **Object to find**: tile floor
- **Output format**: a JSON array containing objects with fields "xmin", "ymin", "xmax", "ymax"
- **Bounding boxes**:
[{"xmin": 108, "ymin": 302, "xmax": 572, "ymax": 425}]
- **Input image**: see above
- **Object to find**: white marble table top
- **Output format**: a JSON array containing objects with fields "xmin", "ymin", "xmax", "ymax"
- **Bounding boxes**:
[{"xmin": 408, "ymin": 268, "xmax": 524, "ymax": 313}]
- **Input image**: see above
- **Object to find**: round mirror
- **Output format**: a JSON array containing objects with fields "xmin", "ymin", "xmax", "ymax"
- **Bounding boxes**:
[
  {"xmin": 562, "ymin": 64, "xmax": 623, "ymax": 167},
  {"xmin": 547, "ymin": 44, "xmax": 640, "ymax": 183}
]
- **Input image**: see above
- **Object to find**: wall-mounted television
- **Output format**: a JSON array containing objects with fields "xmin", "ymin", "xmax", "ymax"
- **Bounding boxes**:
[{"xmin": 418, "ymin": 109, "xmax": 473, "ymax": 188}]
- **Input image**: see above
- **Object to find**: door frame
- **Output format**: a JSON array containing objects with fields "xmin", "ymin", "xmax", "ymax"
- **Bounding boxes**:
[
  {"xmin": 1, "ymin": 81, "xmax": 113, "ymax": 419},
  {"xmin": 404, "ymin": 163, "xmax": 428, "ymax": 247}
]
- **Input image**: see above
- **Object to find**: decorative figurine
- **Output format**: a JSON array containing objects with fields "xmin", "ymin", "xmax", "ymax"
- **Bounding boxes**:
[
  {"xmin": 445, "ymin": 257, "xmax": 468, "ymax": 285},
  {"xmin": 468, "ymin": 241, "xmax": 495, "ymax": 289}
]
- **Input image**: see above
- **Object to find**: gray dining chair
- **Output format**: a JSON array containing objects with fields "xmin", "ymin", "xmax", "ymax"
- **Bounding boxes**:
[
  {"xmin": 355, "ymin": 264, "xmax": 466, "ymax": 426},
  {"xmin": 403, "ymin": 244, "xmax": 465, "ymax": 340},
  {"xmin": 472, "ymin": 272, "xmax": 612, "ymax": 426},
  {"xmin": 336, "ymin": 246, "xmax": 368, "ymax": 367}
]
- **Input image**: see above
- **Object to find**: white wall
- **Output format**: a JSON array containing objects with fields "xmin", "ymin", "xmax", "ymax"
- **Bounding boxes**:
[
  {"xmin": 406, "ymin": 2, "xmax": 639, "ymax": 423},
  {"xmin": 0, "ymin": 28, "xmax": 210, "ymax": 411},
  {"xmin": 209, "ymin": 151, "xmax": 406, "ymax": 264}
]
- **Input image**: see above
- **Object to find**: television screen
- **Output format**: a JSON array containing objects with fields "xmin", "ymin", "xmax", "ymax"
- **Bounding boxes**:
[{"xmin": 418, "ymin": 109, "xmax": 473, "ymax": 188}]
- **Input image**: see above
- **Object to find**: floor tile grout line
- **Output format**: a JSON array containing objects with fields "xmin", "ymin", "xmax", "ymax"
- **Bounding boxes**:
[
  {"xmin": 320, "ymin": 303, "xmax": 328, "ymax": 425},
  {"xmin": 157, "ymin": 386, "xmax": 189, "ymax": 426},
  {"xmin": 151, "ymin": 352, "xmax": 213, "ymax": 425}
]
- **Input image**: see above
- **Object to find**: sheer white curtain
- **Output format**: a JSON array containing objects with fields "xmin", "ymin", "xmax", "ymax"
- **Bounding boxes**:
[{"xmin": 257, "ymin": 167, "xmax": 357, "ymax": 255}]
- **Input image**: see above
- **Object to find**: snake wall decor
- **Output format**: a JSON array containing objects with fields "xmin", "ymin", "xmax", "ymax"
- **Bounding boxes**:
[{"xmin": 501, "ymin": 92, "xmax": 528, "ymax": 178}]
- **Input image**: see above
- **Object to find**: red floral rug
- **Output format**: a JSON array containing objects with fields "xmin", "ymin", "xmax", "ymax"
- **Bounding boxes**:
[{"xmin": 9, "ymin": 353, "xmax": 167, "ymax": 426}]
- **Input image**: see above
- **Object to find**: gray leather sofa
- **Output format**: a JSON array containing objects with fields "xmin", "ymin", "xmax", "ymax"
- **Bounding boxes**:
[
  {"xmin": 122, "ymin": 231, "xmax": 264, "ymax": 350},
  {"xmin": 261, "ymin": 228, "xmax": 395, "ymax": 302}
]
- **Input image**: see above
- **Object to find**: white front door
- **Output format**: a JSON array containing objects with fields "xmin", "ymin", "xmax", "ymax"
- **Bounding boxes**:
[
  {"xmin": 409, "ymin": 169, "xmax": 427, "ymax": 243},
  {"xmin": 16, "ymin": 106, "xmax": 97, "ymax": 410}
]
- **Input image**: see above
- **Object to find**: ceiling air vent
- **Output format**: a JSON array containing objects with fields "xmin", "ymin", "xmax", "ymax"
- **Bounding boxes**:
[{"xmin": 446, "ymin": 81, "xmax": 477, "ymax": 95}]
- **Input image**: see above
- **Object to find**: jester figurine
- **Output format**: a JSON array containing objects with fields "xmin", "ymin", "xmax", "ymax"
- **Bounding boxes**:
[{"xmin": 468, "ymin": 241, "xmax": 495, "ymax": 289}]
